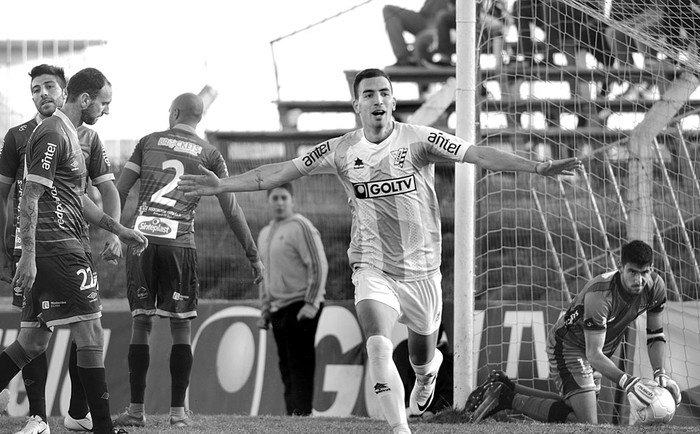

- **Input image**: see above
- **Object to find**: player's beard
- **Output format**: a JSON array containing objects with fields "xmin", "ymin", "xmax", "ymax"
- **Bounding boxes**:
[{"xmin": 81, "ymin": 106, "xmax": 99, "ymax": 125}]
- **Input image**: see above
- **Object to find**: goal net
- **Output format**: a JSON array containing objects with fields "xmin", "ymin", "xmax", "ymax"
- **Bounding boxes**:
[{"xmin": 473, "ymin": 0, "xmax": 700, "ymax": 425}]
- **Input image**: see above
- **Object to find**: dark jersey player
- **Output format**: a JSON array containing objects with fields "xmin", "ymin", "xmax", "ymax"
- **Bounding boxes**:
[
  {"xmin": 0, "ymin": 67, "xmax": 147, "ymax": 434},
  {"xmin": 114, "ymin": 92, "xmax": 263, "ymax": 428},
  {"xmin": 0, "ymin": 64, "xmax": 121, "ymax": 434},
  {"xmin": 470, "ymin": 240, "xmax": 682, "ymax": 425}
]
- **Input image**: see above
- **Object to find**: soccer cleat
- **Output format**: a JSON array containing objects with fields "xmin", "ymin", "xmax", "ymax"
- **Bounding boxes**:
[
  {"xmin": 14, "ymin": 415, "xmax": 50, "ymax": 434},
  {"xmin": 487, "ymin": 370, "xmax": 515, "ymax": 391},
  {"xmin": 113, "ymin": 408, "xmax": 145, "ymax": 427},
  {"xmin": 465, "ymin": 378, "xmax": 492, "ymax": 412},
  {"xmin": 170, "ymin": 410, "xmax": 194, "ymax": 427},
  {"xmin": 471, "ymin": 383, "xmax": 515, "ymax": 423},
  {"xmin": 408, "ymin": 350, "xmax": 443, "ymax": 416},
  {"xmin": 64, "ymin": 412, "xmax": 93, "ymax": 431}
]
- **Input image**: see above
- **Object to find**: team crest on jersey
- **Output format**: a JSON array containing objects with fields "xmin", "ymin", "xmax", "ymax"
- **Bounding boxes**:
[
  {"xmin": 352, "ymin": 174, "xmax": 416, "ymax": 199},
  {"xmin": 353, "ymin": 158, "xmax": 365, "ymax": 169},
  {"xmin": 157, "ymin": 137, "xmax": 203, "ymax": 156},
  {"xmin": 391, "ymin": 148, "xmax": 408, "ymax": 168},
  {"xmin": 19, "ymin": 124, "xmax": 28, "ymax": 132}
]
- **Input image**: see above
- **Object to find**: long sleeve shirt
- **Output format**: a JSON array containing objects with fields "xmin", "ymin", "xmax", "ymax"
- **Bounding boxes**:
[{"xmin": 258, "ymin": 213, "xmax": 327, "ymax": 313}]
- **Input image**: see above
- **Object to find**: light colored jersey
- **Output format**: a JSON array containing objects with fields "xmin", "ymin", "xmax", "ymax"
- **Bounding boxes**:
[{"xmin": 292, "ymin": 122, "xmax": 470, "ymax": 281}]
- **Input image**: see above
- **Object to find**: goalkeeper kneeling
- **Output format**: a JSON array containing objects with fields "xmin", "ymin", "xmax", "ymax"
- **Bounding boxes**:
[{"xmin": 470, "ymin": 240, "xmax": 682, "ymax": 424}]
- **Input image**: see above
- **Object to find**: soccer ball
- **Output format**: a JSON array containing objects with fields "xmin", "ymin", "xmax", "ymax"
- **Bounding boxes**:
[{"xmin": 633, "ymin": 382, "xmax": 676, "ymax": 424}]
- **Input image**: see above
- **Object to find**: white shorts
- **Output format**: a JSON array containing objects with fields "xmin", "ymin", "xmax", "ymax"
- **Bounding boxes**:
[{"xmin": 352, "ymin": 267, "xmax": 442, "ymax": 335}]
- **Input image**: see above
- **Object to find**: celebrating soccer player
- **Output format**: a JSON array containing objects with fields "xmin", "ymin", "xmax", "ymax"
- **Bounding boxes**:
[{"xmin": 178, "ymin": 68, "xmax": 580, "ymax": 433}]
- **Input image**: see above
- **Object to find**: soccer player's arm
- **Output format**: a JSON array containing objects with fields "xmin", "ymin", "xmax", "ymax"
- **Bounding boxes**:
[
  {"xmin": 294, "ymin": 220, "xmax": 328, "ymax": 321},
  {"xmin": 88, "ymin": 133, "xmax": 122, "ymax": 262},
  {"xmin": 463, "ymin": 145, "xmax": 580, "ymax": 176},
  {"xmin": 115, "ymin": 140, "xmax": 144, "ymax": 211},
  {"xmin": 0, "ymin": 131, "xmax": 19, "ymax": 282},
  {"xmin": 645, "ymin": 281, "xmax": 680, "ymax": 404},
  {"xmin": 12, "ymin": 181, "xmax": 43, "ymax": 292},
  {"xmin": 256, "ymin": 228, "xmax": 271, "ymax": 330},
  {"xmin": 81, "ymin": 194, "xmax": 147, "ymax": 256},
  {"xmin": 210, "ymin": 154, "xmax": 264, "ymax": 284},
  {"xmin": 581, "ymin": 292, "xmax": 625, "ymax": 382}
]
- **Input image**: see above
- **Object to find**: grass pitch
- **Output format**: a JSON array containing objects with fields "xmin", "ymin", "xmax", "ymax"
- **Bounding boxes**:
[{"xmin": 1, "ymin": 413, "xmax": 696, "ymax": 434}]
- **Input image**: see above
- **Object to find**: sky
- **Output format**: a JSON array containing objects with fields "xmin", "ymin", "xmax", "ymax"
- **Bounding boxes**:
[{"xmin": 1, "ymin": 0, "xmax": 425, "ymax": 144}]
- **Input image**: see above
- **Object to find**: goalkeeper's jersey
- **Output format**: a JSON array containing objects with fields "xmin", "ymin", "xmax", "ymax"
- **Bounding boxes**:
[
  {"xmin": 292, "ymin": 122, "xmax": 470, "ymax": 281},
  {"xmin": 549, "ymin": 270, "xmax": 667, "ymax": 358}
]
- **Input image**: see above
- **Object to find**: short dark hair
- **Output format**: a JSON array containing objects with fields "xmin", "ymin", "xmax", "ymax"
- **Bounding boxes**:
[
  {"xmin": 29, "ymin": 64, "xmax": 67, "ymax": 89},
  {"xmin": 267, "ymin": 183, "xmax": 293, "ymax": 197},
  {"xmin": 620, "ymin": 240, "xmax": 653, "ymax": 266},
  {"xmin": 352, "ymin": 68, "xmax": 392, "ymax": 100},
  {"xmin": 66, "ymin": 67, "xmax": 111, "ymax": 102}
]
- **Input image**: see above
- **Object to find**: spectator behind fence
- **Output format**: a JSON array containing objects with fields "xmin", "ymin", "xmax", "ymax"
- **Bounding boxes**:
[
  {"xmin": 257, "ymin": 183, "xmax": 328, "ymax": 416},
  {"xmin": 114, "ymin": 92, "xmax": 263, "ymax": 429},
  {"xmin": 469, "ymin": 240, "xmax": 682, "ymax": 424},
  {"xmin": 383, "ymin": 0, "xmax": 452, "ymax": 68}
]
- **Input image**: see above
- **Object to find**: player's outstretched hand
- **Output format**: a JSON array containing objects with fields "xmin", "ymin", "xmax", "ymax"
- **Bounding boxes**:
[
  {"xmin": 536, "ymin": 157, "xmax": 582, "ymax": 177},
  {"xmin": 119, "ymin": 228, "xmax": 149, "ymax": 256},
  {"xmin": 178, "ymin": 164, "xmax": 221, "ymax": 197},
  {"xmin": 251, "ymin": 259, "xmax": 264, "ymax": 285},
  {"xmin": 100, "ymin": 233, "xmax": 123, "ymax": 264}
]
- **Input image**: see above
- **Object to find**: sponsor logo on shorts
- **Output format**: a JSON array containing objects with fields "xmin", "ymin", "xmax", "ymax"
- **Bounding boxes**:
[
  {"xmin": 42, "ymin": 301, "xmax": 49, "ymax": 310},
  {"xmin": 136, "ymin": 287, "xmax": 149, "ymax": 299},
  {"xmin": 173, "ymin": 292, "xmax": 189, "ymax": 301},
  {"xmin": 135, "ymin": 216, "xmax": 178, "ymax": 239},
  {"xmin": 352, "ymin": 174, "xmax": 416, "ymax": 199},
  {"xmin": 87, "ymin": 292, "xmax": 98, "ymax": 301}
]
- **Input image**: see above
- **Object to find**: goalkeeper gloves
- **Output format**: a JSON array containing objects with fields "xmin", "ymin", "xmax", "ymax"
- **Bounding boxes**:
[
  {"xmin": 654, "ymin": 368, "xmax": 682, "ymax": 406},
  {"xmin": 619, "ymin": 374, "xmax": 655, "ymax": 412}
]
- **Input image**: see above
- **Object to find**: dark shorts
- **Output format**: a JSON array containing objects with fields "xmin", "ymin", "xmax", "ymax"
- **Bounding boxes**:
[
  {"xmin": 548, "ymin": 337, "xmax": 602, "ymax": 401},
  {"xmin": 21, "ymin": 252, "xmax": 102, "ymax": 328},
  {"xmin": 126, "ymin": 244, "xmax": 198, "ymax": 319}
]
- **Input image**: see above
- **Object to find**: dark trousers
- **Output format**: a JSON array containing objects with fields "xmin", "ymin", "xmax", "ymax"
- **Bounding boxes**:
[{"xmin": 270, "ymin": 301, "xmax": 322, "ymax": 416}]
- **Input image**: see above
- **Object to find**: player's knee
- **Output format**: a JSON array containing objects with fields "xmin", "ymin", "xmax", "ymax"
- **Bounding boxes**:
[
  {"xmin": 366, "ymin": 335, "xmax": 393, "ymax": 363},
  {"xmin": 170, "ymin": 318, "xmax": 192, "ymax": 345},
  {"xmin": 133, "ymin": 315, "xmax": 153, "ymax": 334},
  {"xmin": 548, "ymin": 401, "xmax": 573, "ymax": 423}
]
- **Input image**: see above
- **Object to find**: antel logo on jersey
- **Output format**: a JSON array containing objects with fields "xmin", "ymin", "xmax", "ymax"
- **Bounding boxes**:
[
  {"xmin": 353, "ymin": 174, "xmax": 416, "ymax": 199},
  {"xmin": 138, "ymin": 218, "xmax": 173, "ymax": 235},
  {"xmin": 427, "ymin": 131, "xmax": 462, "ymax": 155},
  {"xmin": 302, "ymin": 141, "xmax": 331, "ymax": 167},
  {"xmin": 41, "ymin": 143, "xmax": 57, "ymax": 170}
]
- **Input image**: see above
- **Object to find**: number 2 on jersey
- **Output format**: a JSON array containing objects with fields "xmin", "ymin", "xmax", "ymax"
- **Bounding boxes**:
[{"xmin": 150, "ymin": 159, "xmax": 184, "ymax": 207}]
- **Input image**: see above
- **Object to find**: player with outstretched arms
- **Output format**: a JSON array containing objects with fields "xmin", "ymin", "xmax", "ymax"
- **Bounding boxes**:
[{"xmin": 178, "ymin": 68, "xmax": 581, "ymax": 433}]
